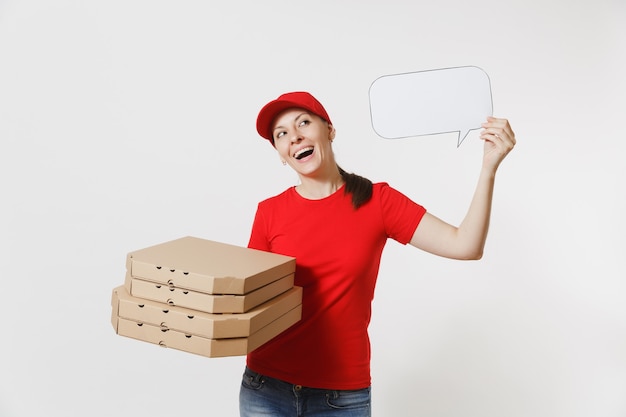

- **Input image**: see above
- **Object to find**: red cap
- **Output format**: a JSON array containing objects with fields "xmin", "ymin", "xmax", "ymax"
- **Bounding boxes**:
[{"xmin": 256, "ymin": 91, "xmax": 332, "ymax": 143}]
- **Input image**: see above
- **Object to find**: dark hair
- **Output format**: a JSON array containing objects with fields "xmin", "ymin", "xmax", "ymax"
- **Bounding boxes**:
[{"xmin": 338, "ymin": 165, "xmax": 373, "ymax": 209}]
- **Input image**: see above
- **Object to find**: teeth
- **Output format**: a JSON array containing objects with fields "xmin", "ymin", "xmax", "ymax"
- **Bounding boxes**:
[{"xmin": 294, "ymin": 147, "xmax": 314, "ymax": 159}]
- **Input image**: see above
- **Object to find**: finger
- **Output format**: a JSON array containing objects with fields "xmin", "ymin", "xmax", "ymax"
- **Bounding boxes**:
[
  {"xmin": 480, "ymin": 128, "xmax": 509, "ymax": 142},
  {"xmin": 482, "ymin": 117, "xmax": 510, "ymax": 131},
  {"xmin": 482, "ymin": 124, "xmax": 515, "ymax": 144},
  {"xmin": 480, "ymin": 129, "xmax": 515, "ymax": 152},
  {"xmin": 481, "ymin": 117, "xmax": 516, "ymax": 146}
]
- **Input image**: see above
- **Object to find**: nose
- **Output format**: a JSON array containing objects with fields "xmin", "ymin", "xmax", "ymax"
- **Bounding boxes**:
[{"xmin": 289, "ymin": 132, "xmax": 303, "ymax": 144}]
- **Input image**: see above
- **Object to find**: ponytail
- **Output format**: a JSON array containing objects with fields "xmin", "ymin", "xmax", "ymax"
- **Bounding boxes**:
[{"xmin": 338, "ymin": 165, "xmax": 373, "ymax": 209}]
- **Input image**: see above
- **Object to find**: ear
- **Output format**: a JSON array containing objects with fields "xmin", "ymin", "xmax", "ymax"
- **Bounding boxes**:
[{"xmin": 328, "ymin": 124, "xmax": 336, "ymax": 141}]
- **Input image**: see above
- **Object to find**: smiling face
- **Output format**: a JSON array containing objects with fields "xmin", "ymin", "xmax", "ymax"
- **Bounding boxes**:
[{"xmin": 271, "ymin": 108, "xmax": 337, "ymax": 179}]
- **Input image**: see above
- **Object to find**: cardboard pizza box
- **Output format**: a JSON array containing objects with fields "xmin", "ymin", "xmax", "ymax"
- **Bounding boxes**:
[
  {"xmin": 111, "ymin": 304, "xmax": 302, "ymax": 358},
  {"xmin": 126, "ymin": 236, "xmax": 295, "ymax": 295},
  {"xmin": 111, "ymin": 285, "xmax": 302, "ymax": 339},
  {"xmin": 124, "ymin": 272, "xmax": 295, "ymax": 314}
]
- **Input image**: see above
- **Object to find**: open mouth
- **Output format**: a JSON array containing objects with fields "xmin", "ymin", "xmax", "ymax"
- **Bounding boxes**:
[{"xmin": 294, "ymin": 146, "xmax": 314, "ymax": 160}]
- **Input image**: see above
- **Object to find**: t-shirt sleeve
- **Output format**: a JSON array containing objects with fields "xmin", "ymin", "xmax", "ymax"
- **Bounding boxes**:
[
  {"xmin": 247, "ymin": 202, "xmax": 271, "ymax": 251},
  {"xmin": 379, "ymin": 183, "xmax": 427, "ymax": 244}
]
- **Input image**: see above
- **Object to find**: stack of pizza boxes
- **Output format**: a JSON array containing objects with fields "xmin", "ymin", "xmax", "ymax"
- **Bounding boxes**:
[{"xmin": 111, "ymin": 236, "xmax": 301, "ymax": 358}]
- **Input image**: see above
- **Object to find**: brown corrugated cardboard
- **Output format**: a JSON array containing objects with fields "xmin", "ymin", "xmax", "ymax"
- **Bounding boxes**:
[
  {"xmin": 125, "ymin": 272, "xmax": 294, "ymax": 313},
  {"xmin": 111, "ymin": 285, "xmax": 302, "ymax": 338},
  {"xmin": 126, "ymin": 236, "xmax": 295, "ymax": 294},
  {"xmin": 111, "ymin": 304, "xmax": 302, "ymax": 358}
]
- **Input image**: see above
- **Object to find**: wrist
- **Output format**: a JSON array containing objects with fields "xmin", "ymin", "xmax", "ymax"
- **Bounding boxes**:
[{"xmin": 479, "ymin": 165, "xmax": 497, "ymax": 181}]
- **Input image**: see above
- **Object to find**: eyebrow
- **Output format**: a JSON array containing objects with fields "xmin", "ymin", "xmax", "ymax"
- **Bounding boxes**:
[{"xmin": 273, "ymin": 112, "xmax": 310, "ymax": 133}]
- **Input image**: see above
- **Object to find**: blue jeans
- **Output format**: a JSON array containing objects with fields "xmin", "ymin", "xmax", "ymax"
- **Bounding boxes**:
[{"xmin": 239, "ymin": 367, "xmax": 371, "ymax": 417}]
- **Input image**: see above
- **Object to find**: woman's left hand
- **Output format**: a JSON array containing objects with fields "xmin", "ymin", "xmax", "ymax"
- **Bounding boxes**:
[{"xmin": 479, "ymin": 117, "xmax": 516, "ymax": 172}]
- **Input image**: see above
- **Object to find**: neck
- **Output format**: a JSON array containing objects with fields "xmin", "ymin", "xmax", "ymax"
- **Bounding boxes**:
[{"xmin": 296, "ymin": 169, "xmax": 345, "ymax": 200}]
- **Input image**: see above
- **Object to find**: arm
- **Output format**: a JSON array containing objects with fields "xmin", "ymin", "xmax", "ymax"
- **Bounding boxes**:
[{"xmin": 409, "ymin": 117, "xmax": 516, "ymax": 260}]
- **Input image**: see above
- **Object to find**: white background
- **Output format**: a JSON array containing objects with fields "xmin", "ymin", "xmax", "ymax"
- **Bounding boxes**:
[{"xmin": 1, "ymin": 1, "xmax": 625, "ymax": 416}]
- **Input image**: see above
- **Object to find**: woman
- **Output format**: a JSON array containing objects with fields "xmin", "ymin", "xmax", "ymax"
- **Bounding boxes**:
[{"xmin": 240, "ymin": 91, "xmax": 516, "ymax": 416}]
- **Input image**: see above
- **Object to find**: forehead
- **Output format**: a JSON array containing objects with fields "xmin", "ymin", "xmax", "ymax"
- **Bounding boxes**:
[{"xmin": 272, "ymin": 108, "xmax": 310, "ymax": 128}]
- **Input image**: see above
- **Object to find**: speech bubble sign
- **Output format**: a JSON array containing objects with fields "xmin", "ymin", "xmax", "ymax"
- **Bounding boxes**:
[{"xmin": 369, "ymin": 66, "xmax": 493, "ymax": 147}]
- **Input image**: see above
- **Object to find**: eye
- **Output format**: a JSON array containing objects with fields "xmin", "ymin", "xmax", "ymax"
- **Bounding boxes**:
[
  {"xmin": 298, "ymin": 119, "xmax": 310, "ymax": 127},
  {"xmin": 275, "ymin": 131, "xmax": 286, "ymax": 140}
]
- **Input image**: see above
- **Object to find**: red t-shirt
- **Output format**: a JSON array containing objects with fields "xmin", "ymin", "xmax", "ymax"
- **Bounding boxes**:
[{"xmin": 246, "ymin": 182, "xmax": 426, "ymax": 390}]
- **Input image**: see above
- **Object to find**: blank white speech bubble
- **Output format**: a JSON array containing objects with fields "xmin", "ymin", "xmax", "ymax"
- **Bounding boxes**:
[{"xmin": 369, "ymin": 66, "xmax": 493, "ymax": 147}]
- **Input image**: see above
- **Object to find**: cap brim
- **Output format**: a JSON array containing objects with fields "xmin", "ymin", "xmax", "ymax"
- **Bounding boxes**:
[{"xmin": 256, "ymin": 100, "xmax": 310, "ymax": 142}]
